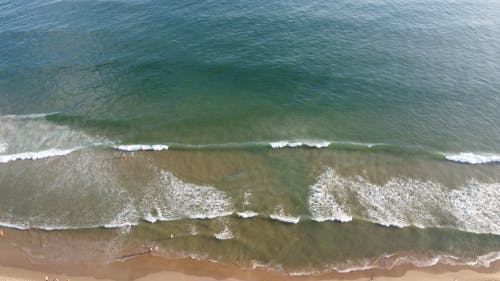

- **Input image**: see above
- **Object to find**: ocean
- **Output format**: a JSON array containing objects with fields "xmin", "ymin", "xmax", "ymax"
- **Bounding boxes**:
[{"xmin": 1, "ymin": 0, "xmax": 499, "ymax": 274}]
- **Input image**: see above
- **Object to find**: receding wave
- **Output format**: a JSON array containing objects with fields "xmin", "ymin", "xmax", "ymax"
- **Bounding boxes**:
[
  {"xmin": 308, "ymin": 168, "xmax": 500, "ymax": 235},
  {"xmin": 444, "ymin": 152, "xmax": 500, "ymax": 164}
]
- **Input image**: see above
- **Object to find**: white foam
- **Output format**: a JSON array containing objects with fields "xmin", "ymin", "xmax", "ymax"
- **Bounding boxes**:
[
  {"xmin": 236, "ymin": 211, "xmax": 259, "ymax": 218},
  {"xmin": 104, "ymin": 201, "xmax": 141, "ymax": 228},
  {"xmin": 270, "ymin": 140, "xmax": 330, "ymax": 149},
  {"xmin": 308, "ymin": 168, "xmax": 500, "ymax": 235},
  {"xmin": 140, "ymin": 170, "xmax": 233, "ymax": 222},
  {"xmin": 308, "ymin": 169, "xmax": 353, "ymax": 223},
  {"xmin": 269, "ymin": 208, "xmax": 300, "ymax": 224},
  {"xmin": 114, "ymin": 144, "xmax": 169, "ymax": 151},
  {"xmin": 0, "ymin": 148, "xmax": 79, "ymax": 163},
  {"xmin": 214, "ymin": 225, "xmax": 234, "ymax": 240},
  {"xmin": 0, "ymin": 143, "xmax": 6, "ymax": 153},
  {"xmin": 445, "ymin": 152, "xmax": 500, "ymax": 164}
]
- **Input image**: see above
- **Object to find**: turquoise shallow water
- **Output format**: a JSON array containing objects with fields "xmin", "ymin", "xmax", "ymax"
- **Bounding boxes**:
[{"xmin": 1, "ymin": 0, "xmax": 500, "ymax": 273}]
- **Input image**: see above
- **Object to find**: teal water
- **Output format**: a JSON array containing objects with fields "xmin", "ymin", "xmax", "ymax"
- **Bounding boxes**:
[
  {"xmin": 1, "ymin": 0, "xmax": 500, "ymax": 273},
  {"xmin": 2, "ymin": 0, "xmax": 500, "ymax": 150}
]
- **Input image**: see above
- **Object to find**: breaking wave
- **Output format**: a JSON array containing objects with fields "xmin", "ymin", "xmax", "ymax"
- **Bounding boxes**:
[
  {"xmin": 141, "ymin": 170, "xmax": 233, "ymax": 223},
  {"xmin": 444, "ymin": 152, "xmax": 500, "ymax": 164},
  {"xmin": 0, "ymin": 148, "xmax": 80, "ymax": 163},
  {"xmin": 0, "ymin": 165, "xmax": 234, "ymax": 230},
  {"xmin": 308, "ymin": 168, "xmax": 500, "ymax": 235},
  {"xmin": 1, "ymin": 113, "xmax": 499, "ymax": 167},
  {"xmin": 270, "ymin": 140, "xmax": 331, "ymax": 149},
  {"xmin": 0, "ymin": 113, "xmax": 104, "ymax": 163}
]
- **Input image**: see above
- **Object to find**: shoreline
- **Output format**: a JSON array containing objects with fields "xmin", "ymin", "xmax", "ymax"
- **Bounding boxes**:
[
  {"xmin": 1, "ymin": 229, "xmax": 499, "ymax": 281},
  {"xmin": 1, "ymin": 255, "xmax": 499, "ymax": 281}
]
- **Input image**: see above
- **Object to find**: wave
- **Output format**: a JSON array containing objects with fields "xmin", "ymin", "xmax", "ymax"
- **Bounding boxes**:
[
  {"xmin": 1, "ymin": 114, "xmax": 498, "ymax": 167},
  {"xmin": 270, "ymin": 140, "xmax": 331, "ymax": 149},
  {"xmin": 0, "ymin": 144, "xmax": 171, "ymax": 163},
  {"xmin": 113, "ymin": 144, "xmax": 169, "ymax": 151},
  {"xmin": 308, "ymin": 168, "xmax": 500, "ymax": 235},
  {"xmin": 444, "ymin": 152, "xmax": 500, "ymax": 164},
  {"xmin": 236, "ymin": 211, "xmax": 259, "ymax": 218},
  {"xmin": 141, "ymin": 170, "xmax": 234, "ymax": 223},
  {"xmin": 0, "ymin": 167, "xmax": 234, "ymax": 230},
  {"xmin": 0, "ymin": 112, "xmax": 59, "ymax": 120},
  {"xmin": 156, "ymin": 140, "xmax": 378, "ymax": 150},
  {"xmin": 0, "ymin": 112, "xmax": 104, "ymax": 163},
  {"xmin": 0, "ymin": 148, "xmax": 79, "ymax": 163}
]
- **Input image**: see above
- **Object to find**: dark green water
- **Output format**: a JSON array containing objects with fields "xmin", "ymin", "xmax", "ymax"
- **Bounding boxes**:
[{"xmin": 1, "ymin": 0, "xmax": 499, "ymax": 273}]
